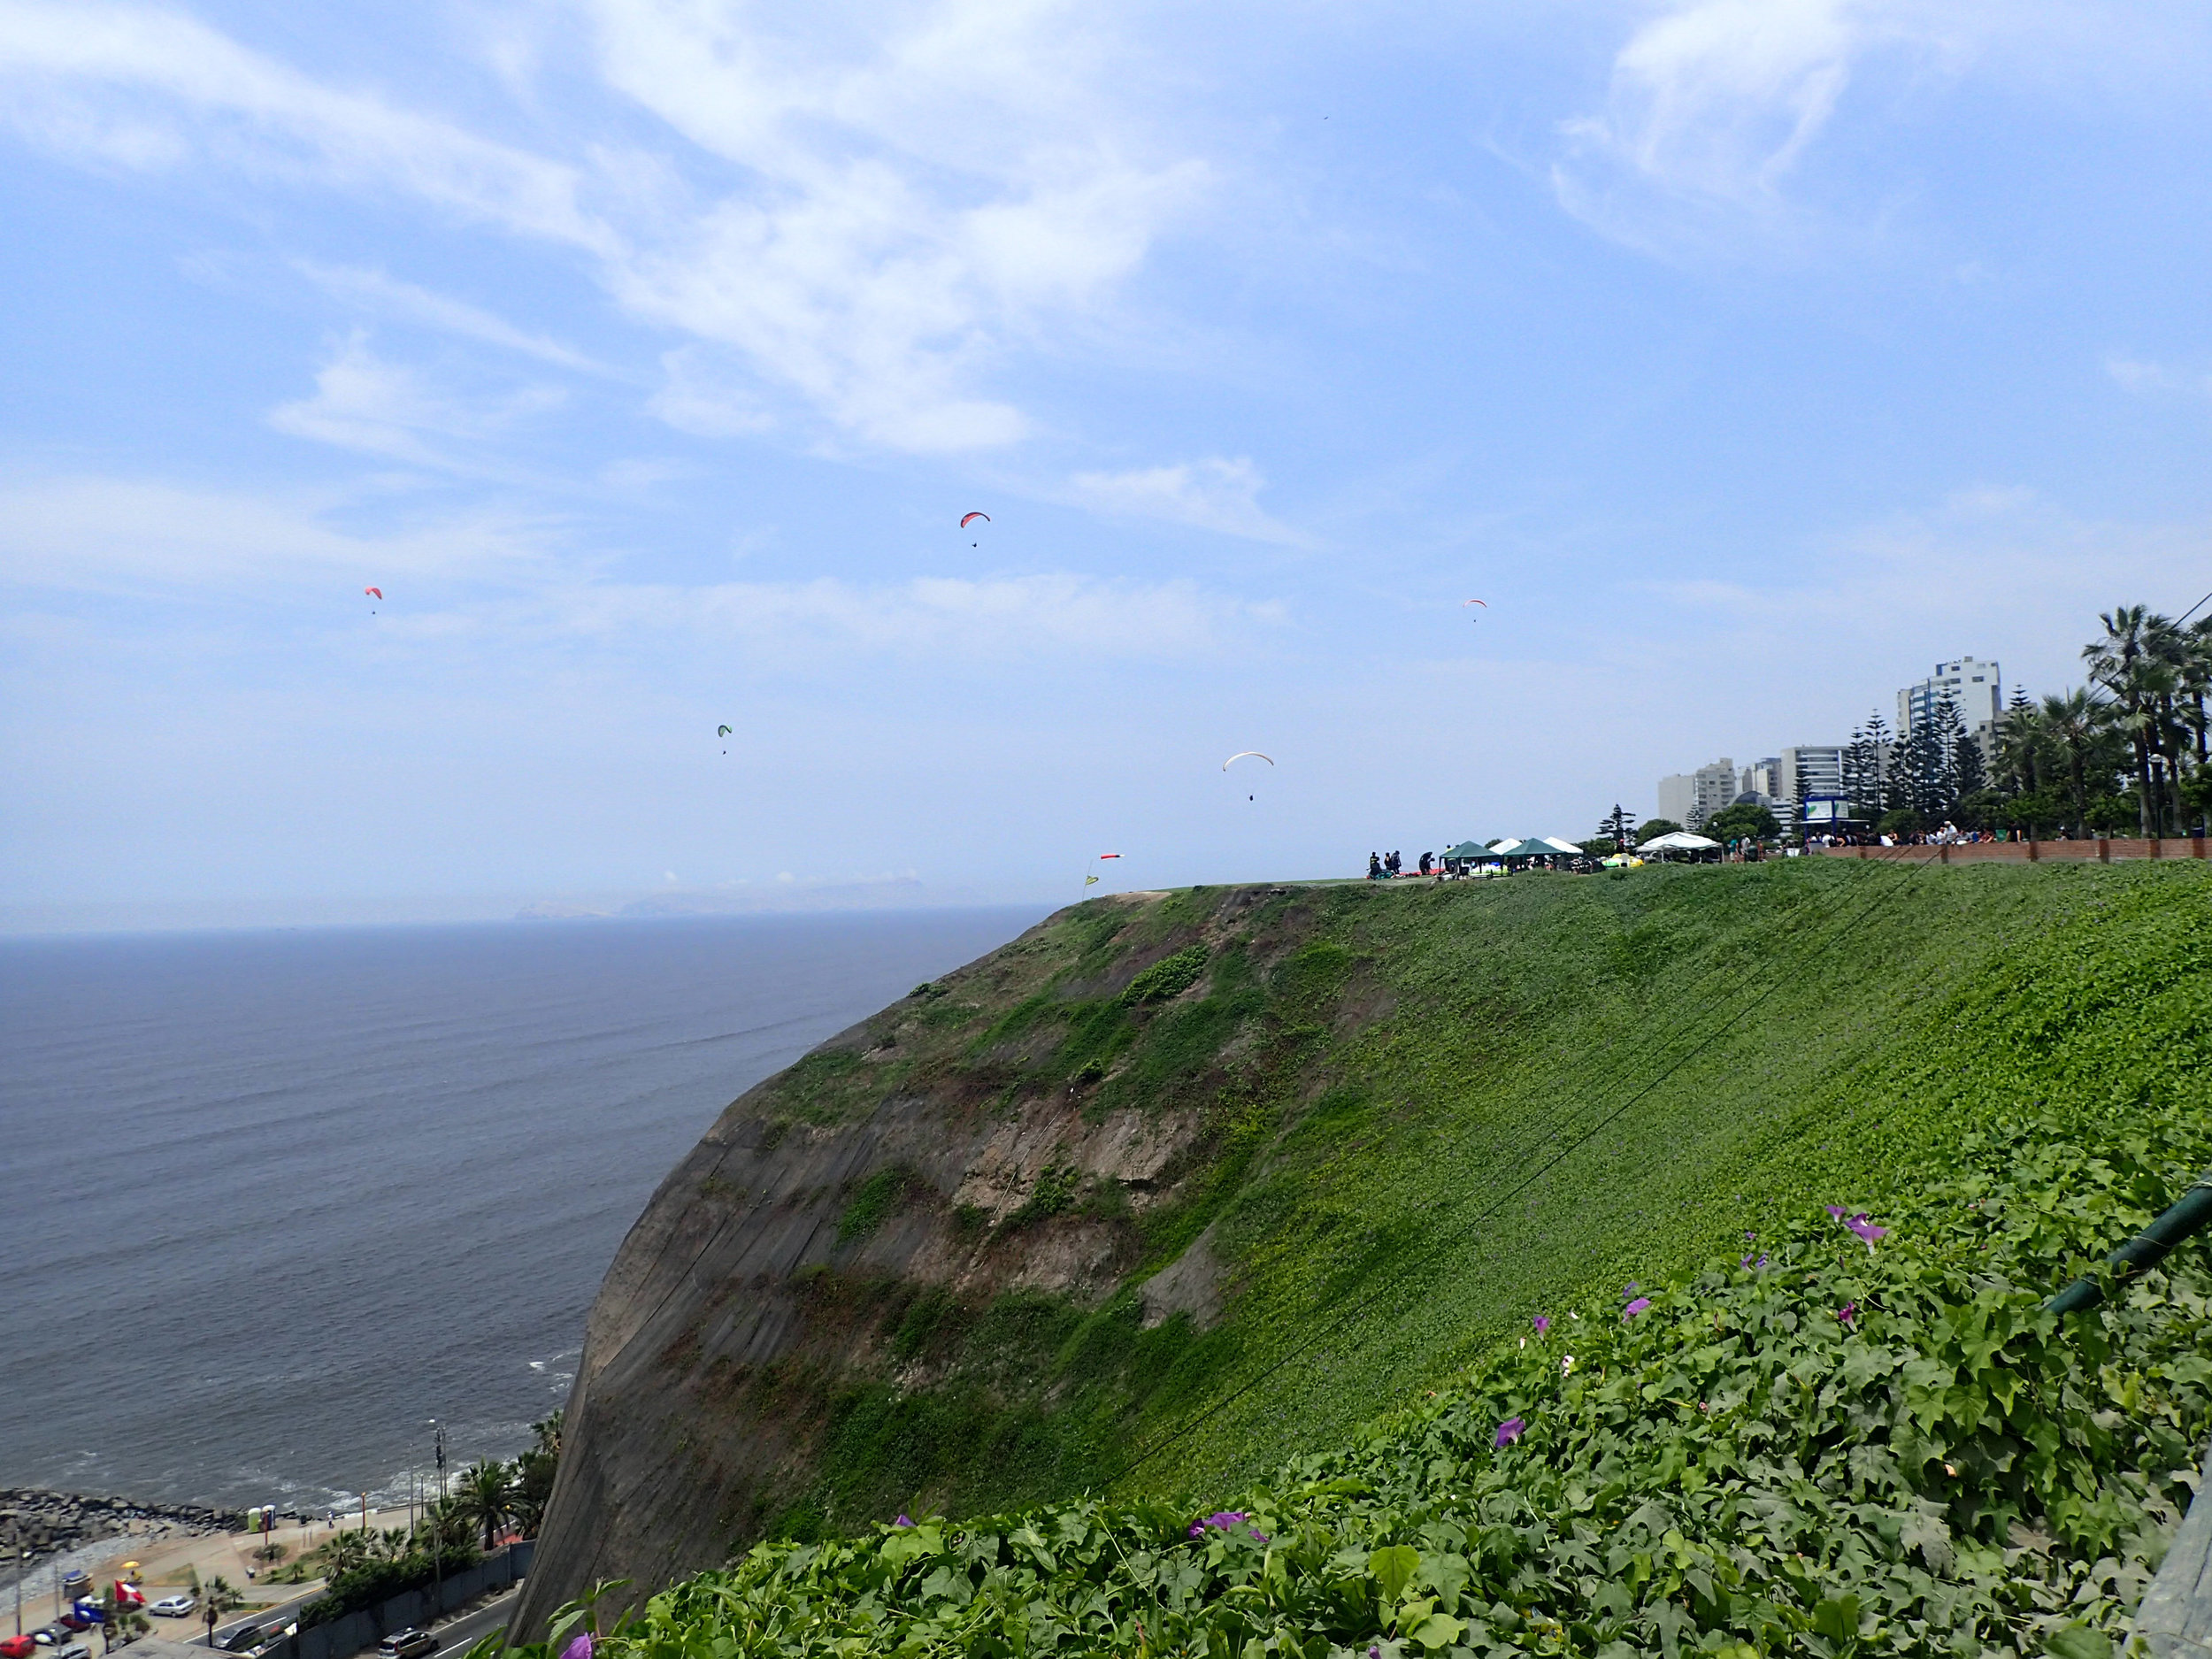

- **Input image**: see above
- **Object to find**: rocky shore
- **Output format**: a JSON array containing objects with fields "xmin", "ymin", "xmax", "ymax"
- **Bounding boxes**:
[{"xmin": 2, "ymin": 1488, "xmax": 243, "ymax": 1578}]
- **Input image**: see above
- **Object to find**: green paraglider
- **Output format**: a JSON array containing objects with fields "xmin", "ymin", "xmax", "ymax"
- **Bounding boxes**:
[{"xmin": 718, "ymin": 723, "xmax": 733, "ymax": 755}]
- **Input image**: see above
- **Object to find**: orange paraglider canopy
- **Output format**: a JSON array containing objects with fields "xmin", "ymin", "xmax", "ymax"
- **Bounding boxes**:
[{"xmin": 960, "ymin": 511, "xmax": 989, "ymax": 528}]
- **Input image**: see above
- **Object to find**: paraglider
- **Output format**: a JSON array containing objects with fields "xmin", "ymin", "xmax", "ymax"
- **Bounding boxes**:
[
  {"xmin": 1464, "ymin": 598, "xmax": 1486, "ymax": 614},
  {"xmin": 717, "ymin": 723, "xmax": 733, "ymax": 755},
  {"xmin": 1223, "ymin": 751, "xmax": 1272, "ymax": 802},
  {"xmin": 962, "ymin": 511, "xmax": 989, "ymax": 547},
  {"xmin": 365, "ymin": 586, "xmax": 381, "ymax": 612}
]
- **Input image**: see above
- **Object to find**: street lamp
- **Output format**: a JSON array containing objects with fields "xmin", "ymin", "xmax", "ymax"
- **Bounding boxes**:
[{"xmin": 427, "ymin": 1421, "xmax": 446, "ymax": 1624}]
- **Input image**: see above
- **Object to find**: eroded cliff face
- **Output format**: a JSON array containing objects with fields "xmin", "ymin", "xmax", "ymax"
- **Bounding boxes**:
[{"xmin": 515, "ymin": 885, "xmax": 1343, "ymax": 1634}]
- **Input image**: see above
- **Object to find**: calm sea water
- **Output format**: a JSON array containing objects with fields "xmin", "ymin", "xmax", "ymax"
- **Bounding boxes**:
[{"xmin": 0, "ymin": 909, "xmax": 1040, "ymax": 1509}]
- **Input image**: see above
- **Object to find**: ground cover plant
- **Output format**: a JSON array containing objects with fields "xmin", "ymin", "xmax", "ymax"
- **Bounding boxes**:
[
  {"xmin": 514, "ymin": 1087, "xmax": 2212, "ymax": 1659},
  {"xmin": 740, "ymin": 860, "xmax": 2209, "ymax": 1534}
]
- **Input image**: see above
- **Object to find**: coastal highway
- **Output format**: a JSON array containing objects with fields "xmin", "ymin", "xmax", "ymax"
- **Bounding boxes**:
[{"xmin": 211, "ymin": 1585, "xmax": 519, "ymax": 1656}]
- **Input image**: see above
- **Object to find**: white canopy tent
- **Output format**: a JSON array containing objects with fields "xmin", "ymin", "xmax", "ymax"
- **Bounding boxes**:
[{"xmin": 1637, "ymin": 830, "xmax": 1722, "ymax": 856}]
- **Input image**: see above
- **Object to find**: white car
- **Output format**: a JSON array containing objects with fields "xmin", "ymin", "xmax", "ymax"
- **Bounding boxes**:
[{"xmin": 150, "ymin": 1598, "xmax": 197, "ymax": 1619}]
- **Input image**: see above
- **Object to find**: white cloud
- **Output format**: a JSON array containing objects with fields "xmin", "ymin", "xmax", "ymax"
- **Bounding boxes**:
[
  {"xmin": 268, "ymin": 334, "xmax": 566, "ymax": 470},
  {"xmin": 0, "ymin": 471, "xmax": 1279, "ymax": 664},
  {"xmin": 1551, "ymin": 0, "xmax": 1978, "ymax": 251},
  {"xmin": 293, "ymin": 262, "xmax": 611, "ymax": 375},
  {"xmin": 1067, "ymin": 457, "xmax": 1306, "ymax": 544},
  {"xmin": 536, "ymin": 570, "xmax": 1277, "ymax": 664},
  {"xmin": 0, "ymin": 0, "xmax": 1209, "ymax": 455},
  {"xmin": 0, "ymin": 0, "xmax": 616, "ymax": 252},
  {"xmin": 2105, "ymin": 354, "xmax": 2212, "ymax": 399},
  {"xmin": 591, "ymin": 0, "xmax": 1207, "ymax": 450},
  {"xmin": 0, "ymin": 472, "xmax": 555, "ymax": 592}
]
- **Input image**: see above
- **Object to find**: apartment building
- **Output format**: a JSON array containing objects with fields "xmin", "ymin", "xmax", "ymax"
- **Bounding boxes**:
[{"xmin": 1656, "ymin": 757, "xmax": 1739, "ymax": 828}]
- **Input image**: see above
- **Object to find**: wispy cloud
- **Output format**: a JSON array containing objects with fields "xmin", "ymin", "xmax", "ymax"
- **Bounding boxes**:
[
  {"xmin": 0, "ymin": 0, "xmax": 1209, "ymax": 456},
  {"xmin": 1067, "ymin": 457, "xmax": 1306, "ymax": 544},
  {"xmin": 1550, "ymin": 0, "xmax": 1977, "ymax": 254},
  {"xmin": 0, "ymin": 0, "xmax": 615, "ymax": 251},
  {"xmin": 267, "ymin": 334, "xmax": 566, "ymax": 471},
  {"xmin": 0, "ymin": 471, "xmax": 1281, "ymax": 664},
  {"xmin": 2105, "ymin": 354, "xmax": 2212, "ymax": 399},
  {"xmin": 0, "ymin": 472, "xmax": 557, "ymax": 593},
  {"xmin": 293, "ymin": 262, "xmax": 611, "ymax": 375}
]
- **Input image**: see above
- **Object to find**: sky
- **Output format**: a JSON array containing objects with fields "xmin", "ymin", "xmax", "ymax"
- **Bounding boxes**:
[{"xmin": 3, "ymin": 0, "xmax": 2209, "ymax": 927}]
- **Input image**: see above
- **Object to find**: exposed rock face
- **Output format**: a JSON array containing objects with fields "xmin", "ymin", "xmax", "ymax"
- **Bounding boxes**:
[{"xmin": 514, "ymin": 889, "xmax": 1310, "ymax": 1636}]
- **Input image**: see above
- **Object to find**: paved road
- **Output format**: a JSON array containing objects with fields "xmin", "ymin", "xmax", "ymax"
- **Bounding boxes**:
[
  {"xmin": 426, "ymin": 1588, "xmax": 519, "ymax": 1655},
  {"xmin": 199, "ymin": 1584, "xmax": 519, "ymax": 1659}
]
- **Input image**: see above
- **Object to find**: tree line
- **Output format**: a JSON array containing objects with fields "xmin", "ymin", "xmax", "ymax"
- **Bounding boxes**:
[
  {"xmin": 1829, "ymin": 603, "xmax": 2208, "ymax": 839},
  {"xmin": 298, "ymin": 1413, "xmax": 561, "ymax": 1629}
]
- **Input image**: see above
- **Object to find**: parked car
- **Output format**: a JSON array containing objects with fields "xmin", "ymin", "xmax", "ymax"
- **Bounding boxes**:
[
  {"xmin": 3, "ymin": 1634, "xmax": 40, "ymax": 1658},
  {"xmin": 150, "ymin": 1596, "xmax": 197, "ymax": 1618},
  {"xmin": 54, "ymin": 1614, "xmax": 94, "ymax": 1634},
  {"xmin": 55, "ymin": 1645, "xmax": 92, "ymax": 1659},
  {"xmin": 377, "ymin": 1631, "xmax": 439, "ymax": 1659},
  {"xmin": 29, "ymin": 1628, "xmax": 64, "ymax": 1647},
  {"xmin": 219, "ymin": 1627, "xmax": 265, "ymax": 1653}
]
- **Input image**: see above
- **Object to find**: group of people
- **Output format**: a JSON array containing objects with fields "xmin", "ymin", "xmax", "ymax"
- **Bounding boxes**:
[{"xmin": 1367, "ymin": 850, "xmax": 1451, "ymax": 879}]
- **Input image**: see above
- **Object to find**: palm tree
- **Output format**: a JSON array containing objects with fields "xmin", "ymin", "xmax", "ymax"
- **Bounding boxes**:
[
  {"xmin": 2084, "ymin": 605, "xmax": 2188, "ymax": 833},
  {"xmin": 199, "ymin": 1578, "xmax": 246, "ymax": 1649},
  {"xmin": 2038, "ymin": 689, "xmax": 2105, "ymax": 836},
  {"xmin": 100, "ymin": 1587, "xmax": 151, "ymax": 1655},
  {"xmin": 452, "ymin": 1460, "xmax": 513, "ymax": 1553}
]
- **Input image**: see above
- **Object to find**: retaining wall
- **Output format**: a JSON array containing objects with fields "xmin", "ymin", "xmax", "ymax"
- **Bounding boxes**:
[
  {"xmin": 276, "ymin": 1542, "xmax": 533, "ymax": 1659},
  {"xmin": 1813, "ymin": 836, "xmax": 2208, "ymax": 864}
]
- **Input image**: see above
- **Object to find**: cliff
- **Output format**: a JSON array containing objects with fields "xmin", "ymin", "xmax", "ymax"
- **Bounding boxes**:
[{"xmin": 513, "ymin": 861, "xmax": 2212, "ymax": 1635}]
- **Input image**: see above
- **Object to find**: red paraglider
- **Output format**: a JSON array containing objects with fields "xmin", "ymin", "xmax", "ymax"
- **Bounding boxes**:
[
  {"xmin": 365, "ymin": 588, "xmax": 382, "ymax": 599},
  {"xmin": 960, "ymin": 512, "xmax": 989, "ymax": 529}
]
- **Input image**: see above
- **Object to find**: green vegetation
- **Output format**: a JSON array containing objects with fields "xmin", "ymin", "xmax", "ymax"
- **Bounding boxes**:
[
  {"xmin": 514, "ymin": 1088, "xmax": 2212, "ymax": 1659},
  {"xmin": 705, "ymin": 859, "xmax": 2210, "ymax": 1554},
  {"xmin": 301, "ymin": 1412, "xmax": 562, "ymax": 1625}
]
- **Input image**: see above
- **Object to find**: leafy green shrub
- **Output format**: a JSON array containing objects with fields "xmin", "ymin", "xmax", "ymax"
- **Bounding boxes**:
[{"xmin": 1122, "ymin": 946, "xmax": 1210, "ymax": 1006}]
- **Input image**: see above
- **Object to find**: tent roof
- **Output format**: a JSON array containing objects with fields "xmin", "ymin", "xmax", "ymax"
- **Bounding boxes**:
[
  {"xmin": 1537, "ymin": 836, "xmax": 1584, "ymax": 854},
  {"xmin": 1442, "ymin": 841, "xmax": 1494, "ymax": 859},
  {"xmin": 1640, "ymin": 830, "xmax": 1721, "ymax": 851}
]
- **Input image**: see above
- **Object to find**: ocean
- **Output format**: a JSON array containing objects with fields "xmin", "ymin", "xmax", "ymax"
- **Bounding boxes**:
[{"xmin": 0, "ymin": 908, "xmax": 1041, "ymax": 1510}]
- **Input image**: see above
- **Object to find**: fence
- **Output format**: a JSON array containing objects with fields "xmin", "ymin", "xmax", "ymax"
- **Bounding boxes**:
[
  {"xmin": 1813, "ymin": 835, "xmax": 2208, "ymax": 865},
  {"xmin": 278, "ymin": 1542, "xmax": 534, "ymax": 1659}
]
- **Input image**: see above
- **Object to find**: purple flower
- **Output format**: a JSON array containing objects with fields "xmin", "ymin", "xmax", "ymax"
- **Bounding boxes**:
[
  {"xmin": 894, "ymin": 1514, "xmax": 913, "ymax": 1528},
  {"xmin": 1845, "ymin": 1213, "xmax": 1887, "ymax": 1248},
  {"xmin": 1824, "ymin": 1204, "xmax": 1847, "ymax": 1218},
  {"xmin": 1532, "ymin": 1315, "xmax": 1551, "ymax": 1335},
  {"xmin": 1623, "ymin": 1297, "xmax": 1651, "ymax": 1319},
  {"xmin": 559, "ymin": 1637, "xmax": 592, "ymax": 1659},
  {"xmin": 1192, "ymin": 1510, "xmax": 1262, "ymax": 1540},
  {"xmin": 1370, "ymin": 1648, "xmax": 1381, "ymax": 1659},
  {"xmin": 1839, "ymin": 1302, "xmax": 1857, "ymax": 1325},
  {"xmin": 1494, "ymin": 1416, "xmax": 1527, "ymax": 1448}
]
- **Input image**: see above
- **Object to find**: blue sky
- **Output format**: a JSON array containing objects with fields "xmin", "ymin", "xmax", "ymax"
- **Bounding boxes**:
[{"xmin": 4, "ymin": 0, "xmax": 2209, "ymax": 926}]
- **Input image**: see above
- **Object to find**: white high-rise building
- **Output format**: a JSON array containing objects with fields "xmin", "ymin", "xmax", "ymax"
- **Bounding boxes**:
[
  {"xmin": 1657, "ymin": 757, "xmax": 1738, "ymax": 828},
  {"xmin": 1898, "ymin": 657, "xmax": 2002, "ymax": 738},
  {"xmin": 1778, "ymin": 746, "xmax": 1847, "ymax": 805}
]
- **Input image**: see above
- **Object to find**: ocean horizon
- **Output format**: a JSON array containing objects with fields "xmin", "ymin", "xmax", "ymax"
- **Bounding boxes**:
[{"xmin": 0, "ymin": 906, "xmax": 1043, "ymax": 1510}]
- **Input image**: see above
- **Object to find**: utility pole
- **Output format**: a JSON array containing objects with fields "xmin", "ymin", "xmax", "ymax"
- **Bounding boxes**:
[{"xmin": 428, "ymin": 1420, "xmax": 446, "ymax": 1624}]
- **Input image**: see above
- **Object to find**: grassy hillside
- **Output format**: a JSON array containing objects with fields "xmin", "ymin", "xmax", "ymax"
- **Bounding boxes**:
[
  {"xmin": 720, "ymin": 858, "xmax": 2212, "ymax": 1537},
  {"xmin": 565, "ymin": 1092, "xmax": 2212, "ymax": 1659}
]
